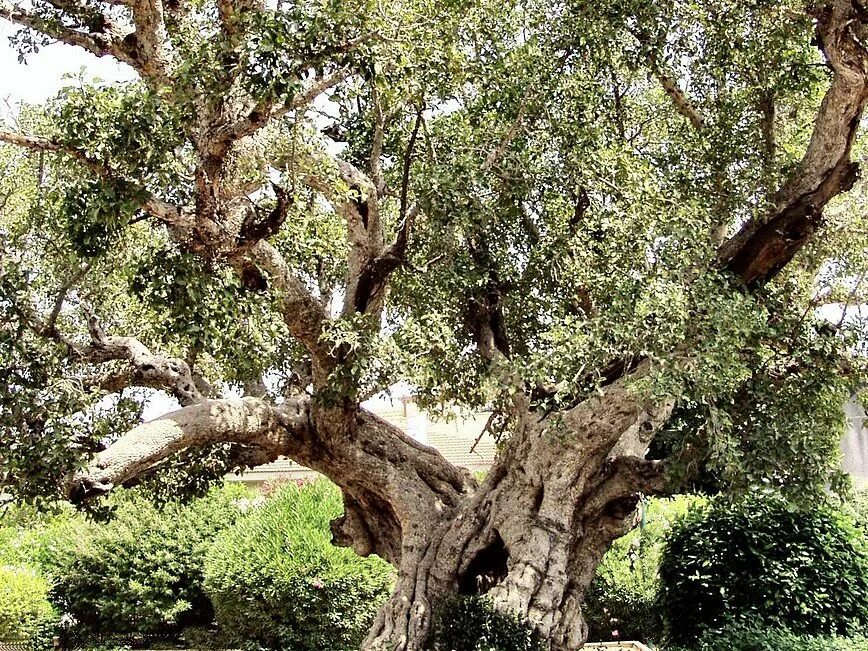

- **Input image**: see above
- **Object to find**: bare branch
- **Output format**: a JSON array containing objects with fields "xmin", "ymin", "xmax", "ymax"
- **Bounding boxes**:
[
  {"xmin": 630, "ymin": 27, "xmax": 705, "ymax": 131},
  {"xmin": 46, "ymin": 263, "xmax": 91, "ymax": 331},
  {"xmin": 214, "ymin": 68, "xmax": 352, "ymax": 153},
  {"xmin": 1, "ymin": 3, "xmax": 136, "ymax": 66},
  {"xmin": 127, "ymin": 0, "xmax": 174, "ymax": 82},
  {"xmin": 79, "ymin": 302, "xmax": 205, "ymax": 406},
  {"xmin": 398, "ymin": 109, "xmax": 423, "ymax": 234},
  {"xmin": 647, "ymin": 53, "xmax": 705, "ymax": 131}
]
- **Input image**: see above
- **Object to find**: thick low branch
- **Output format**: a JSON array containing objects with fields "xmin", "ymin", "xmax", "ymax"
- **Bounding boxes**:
[{"xmin": 69, "ymin": 396, "xmax": 311, "ymax": 501}]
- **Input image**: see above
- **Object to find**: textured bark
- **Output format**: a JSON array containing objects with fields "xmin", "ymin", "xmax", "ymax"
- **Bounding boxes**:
[
  {"xmin": 361, "ymin": 369, "xmax": 673, "ymax": 651},
  {"xmin": 66, "ymin": 357, "xmax": 672, "ymax": 651},
  {"xmin": 69, "ymin": 397, "xmax": 311, "ymax": 501},
  {"xmin": 718, "ymin": 0, "xmax": 868, "ymax": 286}
]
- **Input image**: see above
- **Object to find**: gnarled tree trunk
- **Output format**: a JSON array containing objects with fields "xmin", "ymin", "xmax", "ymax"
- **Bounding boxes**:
[{"xmin": 357, "ymin": 371, "xmax": 672, "ymax": 651}]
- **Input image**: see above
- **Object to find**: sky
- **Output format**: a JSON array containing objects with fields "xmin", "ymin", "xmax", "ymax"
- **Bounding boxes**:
[{"xmin": 0, "ymin": 25, "xmax": 134, "ymax": 120}]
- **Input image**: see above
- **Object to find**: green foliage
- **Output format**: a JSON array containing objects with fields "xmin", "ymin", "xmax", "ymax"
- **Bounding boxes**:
[
  {"xmin": 1, "ymin": 0, "xmax": 865, "ymax": 509},
  {"xmin": 844, "ymin": 487, "xmax": 868, "ymax": 536},
  {"xmin": 0, "ymin": 501, "xmax": 79, "ymax": 572},
  {"xmin": 203, "ymin": 480, "xmax": 394, "ymax": 651},
  {"xmin": 43, "ymin": 484, "xmax": 248, "ymax": 634},
  {"xmin": 431, "ymin": 595, "xmax": 545, "ymax": 651},
  {"xmin": 585, "ymin": 495, "xmax": 704, "ymax": 644},
  {"xmin": 659, "ymin": 491, "xmax": 868, "ymax": 644},
  {"xmin": 51, "ymin": 82, "xmax": 188, "ymax": 193},
  {"xmin": 0, "ymin": 244, "xmax": 144, "ymax": 506},
  {"xmin": 129, "ymin": 245, "xmax": 287, "ymax": 385},
  {"xmin": 56, "ymin": 177, "xmax": 145, "ymax": 259},
  {"xmin": 667, "ymin": 623, "xmax": 868, "ymax": 651},
  {"xmin": 0, "ymin": 565, "xmax": 57, "ymax": 646}
]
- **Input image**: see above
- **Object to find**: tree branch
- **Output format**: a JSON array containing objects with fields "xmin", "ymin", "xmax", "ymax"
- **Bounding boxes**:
[
  {"xmin": 369, "ymin": 84, "xmax": 386, "ymax": 197},
  {"xmin": 212, "ymin": 67, "xmax": 352, "ymax": 162},
  {"xmin": 68, "ymin": 396, "xmax": 312, "ymax": 501},
  {"xmin": 45, "ymin": 262, "xmax": 91, "ymax": 331},
  {"xmin": 648, "ymin": 53, "xmax": 705, "ymax": 131},
  {"xmin": 126, "ymin": 0, "xmax": 174, "ymax": 83},
  {"xmin": 233, "ymin": 240, "xmax": 329, "ymax": 366},
  {"xmin": 718, "ymin": 0, "xmax": 868, "ymax": 286},
  {"xmin": 1, "ymin": 2, "xmax": 137, "ymax": 67},
  {"xmin": 0, "ymin": 130, "xmax": 190, "ymax": 227},
  {"xmin": 631, "ymin": 28, "xmax": 705, "ymax": 131},
  {"xmin": 79, "ymin": 302, "xmax": 206, "ymax": 406}
]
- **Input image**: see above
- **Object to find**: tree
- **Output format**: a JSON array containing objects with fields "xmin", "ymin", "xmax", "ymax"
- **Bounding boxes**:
[{"xmin": 1, "ymin": 0, "xmax": 867, "ymax": 649}]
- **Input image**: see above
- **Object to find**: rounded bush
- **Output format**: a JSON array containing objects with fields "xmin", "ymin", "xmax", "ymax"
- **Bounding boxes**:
[
  {"xmin": 44, "ymin": 484, "xmax": 247, "ymax": 633},
  {"xmin": 659, "ymin": 491, "xmax": 868, "ymax": 643},
  {"xmin": 431, "ymin": 596, "xmax": 544, "ymax": 651},
  {"xmin": 203, "ymin": 480, "xmax": 394, "ymax": 651},
  {"xmin": 0, "ymin": 565, "xmax": 57, "ymax": 645}
]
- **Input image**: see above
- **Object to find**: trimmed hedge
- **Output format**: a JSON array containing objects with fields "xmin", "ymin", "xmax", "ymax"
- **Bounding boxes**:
[
  {"xmin": 43, "ymin": 484, "xmax": 248, "ymax": 634},
  {"xmin": 203, "ymin": 480, "xmax": 394, "ymax": 651},
  {"xmin": 659, "ymin": 491, "xmax": 868, "ymax": 643},
  {"xmin": 668, "ymin": 622, "xmax": 868, "ymax": 651}
]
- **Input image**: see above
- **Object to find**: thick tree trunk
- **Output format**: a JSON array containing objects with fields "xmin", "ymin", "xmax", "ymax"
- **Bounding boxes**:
[{"xmin": 358, "ymin": 373, "xmax": 673, "ymax": 651}]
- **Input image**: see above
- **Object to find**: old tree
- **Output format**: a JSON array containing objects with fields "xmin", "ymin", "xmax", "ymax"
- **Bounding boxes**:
[{"xmin": 3, "ymin": 0, "xmax": 868, "ymax": 647}]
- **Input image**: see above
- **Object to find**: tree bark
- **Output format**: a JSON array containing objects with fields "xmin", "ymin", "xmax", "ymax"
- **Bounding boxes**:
[{"xmin": 360, "ymin": 371, "xmax": 673, "ymax": 651}]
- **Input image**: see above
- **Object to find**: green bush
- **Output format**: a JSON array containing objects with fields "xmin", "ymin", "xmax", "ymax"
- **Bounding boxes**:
[
  {"xmin": 0, "ymin": 502, "xmax": 78, "ymax": 571},
  {"xmin": 845, "ymin": 487, "xmax": 868, "ymax": 536},
  {"xmin": 668, "ymin": 622, "xmax": 868, "ymax": 651},
  {"xmin": 431, "ymin": 596, "xmax": 544, "ymax": 651},
  {"xmin": 203, "ymin": 479, "xmax": 394, "ymax": 651},
  {"xmin": 43, "ymin": 483, "xmax": 248, "ymax": 634},
  {"xmin": 584, "ymin": 495, "xmax": 703, "ymax": 644},
  {"xmin": 659, "ymin": 491, "xmax": 868, "ymax": 644},
  {"xmin": 0, "ymin": 564, "xmax": 57, "ymax": 646}
]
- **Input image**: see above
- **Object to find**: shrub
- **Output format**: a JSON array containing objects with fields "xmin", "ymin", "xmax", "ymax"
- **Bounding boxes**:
[
  {"xmin": 431, "ymin": 596, "xmax": 544, "ymax": 651},
  {"xmin": 659, "ymin": 491, "xmax": 868, "ymax": 644},
  {"xmin": 43, "ymin": 483, "xmax": 248, "ymax": 634},
  {"xmin": 0, "ymin": 502, "xmax": 78, "ymax": 571},
  {"xmin": 203, "ymin": 479, "xmax": 394, "ymax": 651},
  {"xmin": 584, "ymin": 495, "xmax": 703, "ymax": 644},
  {"xmin": 844, "ymin": 487, "xmax": 868, "ymax": 536},
  {"xmin": 0, "ymin": 565, "xmax": 57, "ymax": 646},
  {"xmin": 667, "ymin": 622, "xmax": 868, "ymax": 651}
]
